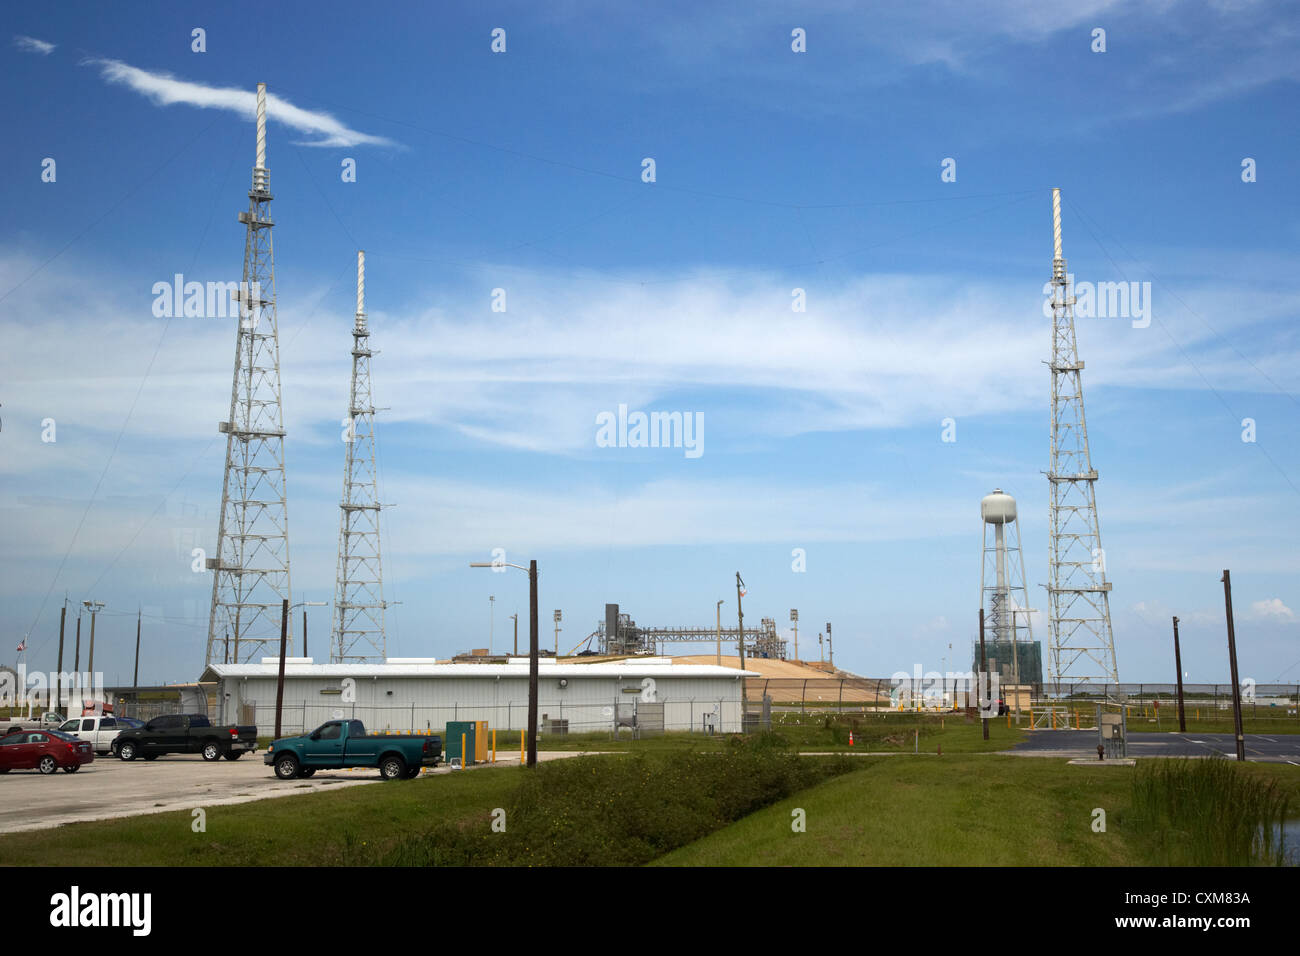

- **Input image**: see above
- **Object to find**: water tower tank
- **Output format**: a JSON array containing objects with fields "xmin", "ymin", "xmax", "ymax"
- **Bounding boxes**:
[{"xmin": 981, "ymin": 489, "xmax": 1017, "ymax": 525}]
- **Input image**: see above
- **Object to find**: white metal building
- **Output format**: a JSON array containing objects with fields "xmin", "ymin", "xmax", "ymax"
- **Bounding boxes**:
[{"xmin": 199, "ymin": 657, "xmax": 755, "ymax": 736}]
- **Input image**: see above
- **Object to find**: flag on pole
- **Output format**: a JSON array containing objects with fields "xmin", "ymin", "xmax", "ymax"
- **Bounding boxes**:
[{"xmin": 16, "ymin": 640, "xmax": 26, "ymax": 652}]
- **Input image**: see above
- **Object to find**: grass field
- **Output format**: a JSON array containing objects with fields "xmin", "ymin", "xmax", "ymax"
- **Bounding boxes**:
[
  {"xmin": 3, "ymin": 724, "xmax": 1296, "ymax": 867},
  {"xmin": 654, "ymin": 756, "xmax": 1300, "ymax": 867}
]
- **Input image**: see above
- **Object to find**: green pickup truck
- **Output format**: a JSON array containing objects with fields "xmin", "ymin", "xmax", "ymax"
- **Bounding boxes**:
[{"xmin": 264, "ymin": 719, "xmax": 442, "ymax": 780}]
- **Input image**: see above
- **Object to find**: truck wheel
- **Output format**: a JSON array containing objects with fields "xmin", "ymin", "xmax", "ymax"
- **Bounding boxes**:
[
  {"xmin": 201, "ymin": 741, "xmax": 223, "ymax": 761},
  {"xmin": 404, "ymin": 766, "xmax": 421, "ymax": 779},
  {"xmin": 379, "ymin": 755, "xmax": 406, "ymax": 780},
  {"xmin": 274, "ymin": 754, "xmax": 300, "ymax": 780},
  {"xmin": 118, "ymin": 741, "xmax": 138, "ymax": 761},
  {"xmin": 223, "ymin": 751, "xmax": 244, "ymax": 761},
  {"xmin": 62, "ymin": 765, "xmax": 81, "ymax": 774},
  {"xmin": 38, "ymin": 756, "xmax": 58, "ymax": 775}
]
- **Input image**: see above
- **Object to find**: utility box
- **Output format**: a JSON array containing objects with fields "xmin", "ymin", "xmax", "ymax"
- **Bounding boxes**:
[
  {"xmin": 446, "ymin": 720, "xmax": 476, "ymax": 766},
  {"xmin": 1099, "ymin": 712, "xmax": 1126, "ymax": 758}
]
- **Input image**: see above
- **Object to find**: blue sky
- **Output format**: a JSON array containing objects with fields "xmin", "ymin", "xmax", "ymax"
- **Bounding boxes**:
[{"xmin": 2, "ymin": 1, "xmax": 1298, "ymax": 688}]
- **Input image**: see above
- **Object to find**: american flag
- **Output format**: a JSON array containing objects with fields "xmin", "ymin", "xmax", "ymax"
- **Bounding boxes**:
[{"xmin": 15, "ymin": 640, "xmax": 26, "ymax": 652}]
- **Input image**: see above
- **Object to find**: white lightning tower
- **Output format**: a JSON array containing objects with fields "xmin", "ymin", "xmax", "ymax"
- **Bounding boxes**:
[
  {"xmin": 331, "ymin": 250, "xmax": 389, "ymax": 663},
  {"xmin": 206, "ymin": 83, "xmax": 293, "ymax": 665},
  {"xmin": 1046, "ymin": 188, "xmax": 1119, "ymax": 692}
]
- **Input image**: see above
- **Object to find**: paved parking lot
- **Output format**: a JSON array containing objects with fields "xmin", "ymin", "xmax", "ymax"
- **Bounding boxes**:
[
  {"xmin": 0, "ymin": 750, "xmax": 597, "ymax": 835},
  {"xmin": 1008, "ymin": 730, "xmax": 1300, "ymax": 763}
]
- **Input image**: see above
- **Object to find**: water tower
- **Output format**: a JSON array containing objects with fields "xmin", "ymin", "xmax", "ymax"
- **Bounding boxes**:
[{"xmin": 978, "ymin": 489, "xmax": 1041, "ymax": 688}]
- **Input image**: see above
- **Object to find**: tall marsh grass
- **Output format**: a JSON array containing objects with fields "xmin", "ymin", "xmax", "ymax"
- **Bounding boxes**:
[{"xmin": 1129, "ymin": 756, "xmax": 1290, "ymax": 866}]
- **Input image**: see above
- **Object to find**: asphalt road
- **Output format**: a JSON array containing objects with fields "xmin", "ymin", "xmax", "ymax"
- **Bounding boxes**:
[
  {"xmin": 1008, "ymin": 730, "xmax": 1300, "ymax": 763},
  {"xmin": 0, "ymin": 749, "xmax": 594, "ymax": 835}
]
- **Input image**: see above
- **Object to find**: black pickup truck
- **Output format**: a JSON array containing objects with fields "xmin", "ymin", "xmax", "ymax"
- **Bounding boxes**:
[{"xmin": 113, "ymin": 714, "xmax": 258, "ymax": 762}]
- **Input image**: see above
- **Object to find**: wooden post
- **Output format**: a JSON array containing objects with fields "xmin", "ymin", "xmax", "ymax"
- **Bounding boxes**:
[{"xmin": 274, "ymin": 598, "xmax": 288, "ymax": 738}]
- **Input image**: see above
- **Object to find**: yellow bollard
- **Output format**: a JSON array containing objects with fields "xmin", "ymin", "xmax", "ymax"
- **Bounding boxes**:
[
  {"xmin": 520, "ymin": 729, "xmax": 526, "ymax": 764},
  {"xmin": 492, "ymin": 729, "xmax": 497, "ymax": 764},
  {"xmin": 1051, "ymin": 709, "xmax": 1056, "ymax": 730},
  {"xmin": 461, "ymin": 733, "xmax": 467, "ymax": 769}
]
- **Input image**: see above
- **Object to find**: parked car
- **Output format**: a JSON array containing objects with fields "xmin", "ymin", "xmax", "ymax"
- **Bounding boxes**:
[
  {"xmin": 113, "ymin": 714, "xmax": 258, "ymax": 762},
  {"xmin": 57, "ymin": 715, "xmax": 125, "ymax": 755},
  {"xmin": 264, "ymin": 719, "xmax": 441, "ymax": 780},
  {"xmin": 0, "ymin": 712, "xmax": 66, "ymax": 734},
  {"xmin": 0, "ymin": 730, "xmax": 94, "ymax": 774}
]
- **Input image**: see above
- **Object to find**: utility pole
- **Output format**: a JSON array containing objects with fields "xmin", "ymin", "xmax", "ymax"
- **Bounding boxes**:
[
  {"xmin": 528, "ymin": 561, "xmax": 538, "ymax": 767},
  {"xmin": 133, "ymin": 607, "xmax": 141, "ymax": 688},
  {"xmin": 489, "ymin": 595, "xmax": 495, "ymax": 654},
  {"xmin": 979, "ymin": 608, "xmax": 989, "ymax": 740},
  {"xmin": 1172, "ymin": 615, "xmax": 1186, "ymax": 732},
  {"xmin": 274, "ymin": 598, "xmax": 289, "ymax": 739},
  {"xmin": 73, "ymin": 612, "xmax": 81, "ymax": 674},
  {"xmin": 553, "ymin": 609, "xmax": 561, "ymax": 656},
  {"xmin": 735, "ymin": 573, "xmax": 748, "ymax": 715},
  {"xmin": 56, "ymin": 602, "xmax": 66, "ymax": 714},
  {"xmin": 826, "ymin": 621, "xmax": 833, "ymax": 668},
  {"xmin": 509, "ymin": 614, "xmax": 518, "ymax": 656},
  {"xmin": 1220, "ymin": 571, "xmax": 1246, "ymax": 761},
  {"xmin": 818, "ymin": 632, "xmax": 824, "ymax": 664},
  {"xmin": 790, "ymin": 609, "xmax": 798, "ymax": 662},
  {"xmin": 302, "ymin": 608, "xmax": 308, "ymax": 659}
]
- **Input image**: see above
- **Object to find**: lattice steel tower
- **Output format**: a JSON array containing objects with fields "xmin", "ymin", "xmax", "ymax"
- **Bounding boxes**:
[
  {"xmin": 331, "ymin": 251, "xmax": 389, "ymax": 663},
  {"xmin": 205, "ymin": 83, "xmax": 293, "ymax": 665},
  {"xmin": 1045, "ymin": 188, "xmax": 1119, "ymax": 691}
]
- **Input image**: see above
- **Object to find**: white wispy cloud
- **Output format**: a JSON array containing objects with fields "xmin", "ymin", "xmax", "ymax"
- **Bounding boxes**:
[
  {"xmin": 81, "ymin": 57, "xmax": 395, "ymax": 149},
  {"xmin": 1249, "ymin": 598, "xmax": 1295, "ymax": 622},
  {"xmin": 14, "ymin": 35, "xmax": 55, "ymax": 56}
]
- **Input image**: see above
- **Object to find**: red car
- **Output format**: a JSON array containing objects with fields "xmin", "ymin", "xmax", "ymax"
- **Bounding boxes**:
[{"xmin": 0, "ymin": 729, "xmax": 95, "ymax": 774}]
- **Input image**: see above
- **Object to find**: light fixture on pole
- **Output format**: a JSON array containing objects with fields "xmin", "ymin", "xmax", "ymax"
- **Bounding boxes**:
[
  {"xmin": 715, "ymin": 600, "xmax": 724, "ymax": 667},
  {"xmin": 790, "ymin": 609, "xmax": 798, "ymax": 662},
  {"xmin": 472, "ymin": 560, "xmax": 539, "ymax": 766}
]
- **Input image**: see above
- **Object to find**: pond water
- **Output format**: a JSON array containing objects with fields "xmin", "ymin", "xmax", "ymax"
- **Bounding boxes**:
[{"xmin": 1274, "ymin": 819, "xmax": 1300, "ymax": 866}]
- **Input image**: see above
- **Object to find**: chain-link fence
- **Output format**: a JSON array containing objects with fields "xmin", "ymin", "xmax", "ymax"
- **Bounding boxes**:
[
  {"xmin": 236, "ymin": 698, "xmax": 738, "ymax": 739},
  {"xmin": 743, "ymin": 677, "xmax": 1300, "ymax": 717}
]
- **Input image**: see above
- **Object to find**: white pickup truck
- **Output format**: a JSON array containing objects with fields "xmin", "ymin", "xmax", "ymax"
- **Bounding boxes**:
[
  {"xmin": 0, "ymin": 712, "xmax": 66, "ymax": 735},
  {"xmin": 56, "ymin": 715, "xmax": 125, "ymax": 755}
]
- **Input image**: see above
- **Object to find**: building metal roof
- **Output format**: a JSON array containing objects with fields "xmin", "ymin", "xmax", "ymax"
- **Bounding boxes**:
[{"xmin": 200, "ymin": 659, "xmax": 759, "ymax": 681}]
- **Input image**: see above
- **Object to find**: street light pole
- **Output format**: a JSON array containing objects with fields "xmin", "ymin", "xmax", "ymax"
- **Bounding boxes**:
[
  {"xmin": 790, "ymin": 609, "xmax": 798, "ymax": 662},
  {"xmin": 489, "ymin": 595, "xmax": 495, "ymax": 655},
  {"xmin": 509, "ymin": 614, "xmax": 518, "ymax": 656},
  {"xmin": 716, "ymin": 600, "xmax": 724, "ymax": 666},
  {"xmin": 83, "ymin": 601, "xmax": 104, "ymax": 677},
  {"xmin": 472, "ymin": 559, "xmax": 539, "ymax": 767}
]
